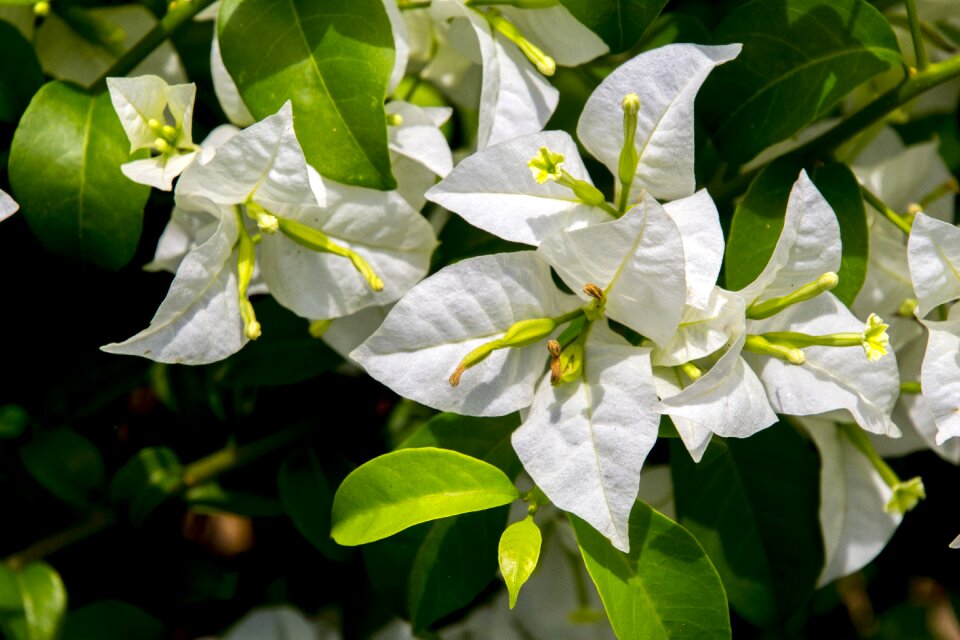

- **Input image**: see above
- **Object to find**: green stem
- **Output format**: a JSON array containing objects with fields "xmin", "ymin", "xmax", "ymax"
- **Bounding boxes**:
[
  {"xmin": 839, "ymin": 423, "xmax": 899, "ymax": 487},
  {"xmin": 91, "ymin": 0, "xmax": 219, "ymax": 91},
  {"xmin": 862, "ymin": 184, "xmax": 914, "ymax": 235},
  {"xmin": 4, "ymin": 510, "xmax": 115, "ymax": 572},
  {"xmin": 905, "ymin": 0, "xmax": 930, "ymax": 71}
]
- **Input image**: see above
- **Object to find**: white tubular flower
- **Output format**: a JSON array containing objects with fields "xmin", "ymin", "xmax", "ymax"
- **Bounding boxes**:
[
  {"xmin": 0, "ymin": 188, "xmax": 19, "ymax": 223},
  {"xmin": 103, "ymin": 102, "xmax": 437, "ymax": 365},
  {"xmin": 108, "ymin": 75, "xmax": 199, "ymax": 191}
]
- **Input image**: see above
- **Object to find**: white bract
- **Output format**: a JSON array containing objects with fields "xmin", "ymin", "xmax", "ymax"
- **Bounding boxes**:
[
  {"xmin": 386, "ymin": 100, "xmax": 454, "ymax": 211},
  {"xmin": 0, "ymin": 189, "xmax": 18, "ymax": 222},
  {"xmin": 103, "ymin": 102, "xmax": 436, "ymax": 365},
  {"xmin": 426, "ymin": 43, "xmax": 741, "ymax": 246},
  {"xmin": 108, "ymin": 75, "xmax": 199, "ymax": 190}
]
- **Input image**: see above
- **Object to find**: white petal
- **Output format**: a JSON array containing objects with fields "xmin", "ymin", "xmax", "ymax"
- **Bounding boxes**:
[
  {"xmin": 176, "ymin": 102, "xmax": 318, "ymax": 208},
  {"xmin": 322, "ymin": 305, "xmax": 391, "ymax": 362},
  {"xmin": 166, "ymin": 82, "xmax": 196, "ymax": 146},
  {"xmin": 101, "ymin": 200, "xmax": 246, "ymax": 364},
  {"xmin": 0, "ymin": 189, "xmax": 19, "ymax": 222},
  {"xmin": 908, "ymin": 213, "xmax": 960, "ymax": 318},
  {"xmin": 426, "ymin": 130, "xmax": 609, "ymax": 245},
  {"xmin": 652, "ymin": 369, "xmax": 714, "ymax": 463},
  {"xmin": 107, "ymin": 75, "xmax": 174, "ymax": 152},
  {"xmin": 383, "ymin": 0, "xmax": 409, "ymax": 96},
  {"xmin": 855, "ymin": 139, "xmax": 954, "ymax": 221},
  {"xmin": 199, "ymin": 124, "xmax": 241, "ymax": 164},
  {"xmin": 737, "ymin": 171, "xmax": 842, "ymax": 305},
  {"xmin": 512, "ymin": 324, "xmax": 659, "ymax": 552},
  {"xmin": 469, "ymin": 13, "xmax": 558, "ymax": 149},
  {"xmin": 145, "ymin": 205, "xmax": 219, "ymax": 274},
  {"xmin": 351, "ymin": 251, "xmax": 579, "ymax": 416},
  {"xmin": 747, "ymin": 294, "xmax": 901, "ymax": 436},
  {"xmin": 387, "ymin": 101, "xmax": 453, "ymax": 178},
  {"xmin": 221, "ymin": 606, "xmax": 329, "ymax": 640},
  {"xmin": 663, "ymin": 190, "xmax": 724, "ymax": 310},
  {"xmin": 659, "ymin": 332, "xmax": 777, "ymax": 442},
  {"xmin": 210, "ymin": 29, "xmax": 256, "ymax": 127},
  {"xmin": 920, "ymin": 312, "xmax": 960, "ymax": 445},
  {"xmin": 538, "ymin": 193, "xmax": 686, "ymax": 346},
  {"xmin": 259, "ymin": 180, "xmax": 437, "ymax": 319},
  {"xmin": 851, "ymin": 212, "xmax": 915, "ymax": 340},
  {"xmin": 801, "ymin": 418, "xmax": 901, "ymax": 587},
  {"xmin": 121, "ymin": 151, "xmax": 197, "ymax": 191},
  {"xmin": 577, "ymin": 43, "xmax": 741, "ymax": 202},
  {"xmin": 500, "ymin": 5, "xmax": 608, "ymax": 67},
  {"xmin": 652, "ymin": 287, "xmax": 742, "ymax": 367}
]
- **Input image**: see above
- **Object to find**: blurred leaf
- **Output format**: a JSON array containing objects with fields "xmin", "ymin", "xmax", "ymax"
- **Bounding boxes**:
[
  {"xmin": 701, "ymin": 0, "xmax": 901, "ymax": 164},
  {"xmin": 185, "ymin": 483, "xmax": 284, "ymax": 518},
  {"xmin": 499, "ymin": 516, "xmax": 542, "ymax": 609},
  {"xmin": 110, "ymin": 447, "xmax": 182, "ymax": 526},
  {"xmin": 19, "ymin": 429, "xmax": 105, "ymax": 509},
  {"xmin": 331, "ymin": 448, "xmax": 519, "ymax": 546},
  {"xmin": 8, "ymin": 81, "xmax": 150, "ymax": 270},
  {"xmin": 0, "ymin": 562, "xmax": 67, "ymax": 640},
  {"xmin": 0, "ymin": 20, "xmax": 42, "ymax": 123},
  {"xmin": 277, "ymin": 447, "xmax": 350, "ymax": 561},
  {"xmin": 219, "ymin": 0, "xmax": 396, "ymax": 189},
  {"xmin": 724, "ymin": 158, "xmax": 868, "ymax": 306},
  {"xmin": 557, "ymin": 0, "xmax": 668, "ymax": 53},
  {"xmin": 671, "ymin": 424, "xmax": 822, "ymax": 632},
  {"xmin": 0, "ymin": 405, "xmax": 29, "ymax": 440},
  {"xmin": 60, "ymin": 600, "xmax": 163, "ymax": 640},
  {"xmin": 572, "ymin": 501, "xmax": 731, "ymax": 639},
  {"xmin": 894, "ymin": 113, "xmax": 960, "ymax": 174}
]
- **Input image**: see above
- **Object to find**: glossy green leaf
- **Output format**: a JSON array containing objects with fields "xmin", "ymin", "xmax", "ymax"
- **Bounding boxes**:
[
  {"xmin": 331, "ymin": 447, "xmax": 519, "ymax": 546},
  {"xmin": 670, "ymin": 424, "xmax": 822, "ymax": 631},
  {"xmin": 0, "ymin": 405, "xmax": 29, "ymax": 440},
  {"xmin": 218, "ymin": 0, "xmax": 396, "ymax": 189},
  {"xmin": 701, "ymin": 0, "xmax": 901, "ymax": 164},
  {"xmin": 0, "ymin": 562, "xmax": 67, "ymax": 640},
  {"xmin": 19, "ymin": 428, "xmax": 105, "ymax": 509},
  {"xmin": 557, "ymin": 0, "xmax": 668, "ymax": 53},
  {"xmin": 499, "ymin": 515, "xmax": 542, "ymax": 609},
  {"xmin": 8, "ymin": 81, "xmax": 150, "ymax": 270},
  {"xmin": 0, "ymin": 20, "xmax": 42, "ymax": 123},
  {"xmin": 398, "ymin": 412, "xmax": 522, "ymax": 479},
  {"xmin": 724, "ymin": 158, "xmax": 868, "ymax": 305},
  {"xmin": 109, "ymin": 447, "xmax": 182, "ymax": 526},
  {"xmin": 277, "ymin": 447, "xmax": 349, "ymax": 561},
  {"xmin": 61, "ymin": 600, "xmax": 163, "ymax": 640},
  {"xmin": 572, "ymin": 501, "xmax": 730, "ymax": 640}
]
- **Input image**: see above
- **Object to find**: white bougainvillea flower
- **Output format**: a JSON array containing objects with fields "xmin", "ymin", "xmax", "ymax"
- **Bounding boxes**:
[
  {"xmin": 908, "ymin": 213, "xmax": 960, "ymax": 444},
  {"xmin": 0, "ymin": 188, "xmax": 18, "ymax": 223},
  {"xmin": 108, "ymin": 75, "xmax": 199, "ymax": 190},
  {"xmin": 354, "ymin": 198, "xmax": 687, "ymax": 550},
  {"xmin": 738, "ymin": 172, "xmax": 901, "ymax": 437},
  {"xmin": 426, "ymin": 43, "xmax": 741, "ymax": 247},
  {"xmin": 103, "ymin": 102, "xmax": 436, "ymax": 364},
  {"xmin": 386, "ymin": 101, "xmax": 454, "ymax": 211}
]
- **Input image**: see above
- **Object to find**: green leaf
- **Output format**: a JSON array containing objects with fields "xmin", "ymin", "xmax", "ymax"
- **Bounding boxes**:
[
  {"xmin": 277, "ymin": 447, "xmax": 350, "ymax": 561},
  {"xmin": 184, "ymin": 483, "xmax": 284, "ymax": 518},
  {"xmin": 724, "ymin": 158, "xmax": 868, "ymax": 306},
  {"xmin": 557, "ymin": 0, "xmax": 668, "ymax": 53},
  {"xmin": 571, "ymin": 501, "xmax": 730, "ymax": 640},
  {"xmin": 0, "ymin": 20, "xmax": 42, "ymax": 123},
  {"xmin": 499, "ymin": 515, "xmax": 542, "ymax": 609},
  {"xmin": 218, "ymin": 0, "xmax": 397, "ymax": 190},
  {"xmin": 670, "ymin": 424, "xmax": 822, "ymax": 631},
  {"xmin": 331, "ymin": 447, "xmax": 519, "ymax": 546},
  {"xmin": 398, "ymin": 412, "xmax": 522, "ymax": 478},
  {"xmin": 19, "ymin": 429, "xmax": 105, "ymax": 509},
  {"xmin": 0, "ymin": 562, "xmax": 67, "ymax": 640},
  {"xmin": 701, "ymin": 0, "xmax": 901, "ymax": 164},
  {"xmin": 109, "ymin": 447, "xmax": 182, "ymax": 526},
  {"xmin": 60, "ymin": 600, "xmax": 163, "ymax": 640},
  {"xmin": 8, "ymin": 81, "xmax": 150, "ymax": 270},
  {"xmin": 0, "ymin": 405, "xmax": 29, "ymax": 440}
]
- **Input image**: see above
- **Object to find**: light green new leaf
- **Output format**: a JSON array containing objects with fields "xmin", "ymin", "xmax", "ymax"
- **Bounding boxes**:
[
  {"xmin": 557, "ymin": 0, "xmax": 668, "ymax": 53},
  {"xmin": 498, "ymin": 515, "xmax": 542, "ymax": 609},
  {"xmin": 331, "ymin": 447, "xmax": 519, "ymax": 546},
  {"xmin": 725, "ymin": 158, "xmax": 868, "ymax": 306},
  {"xmin": 8, "ymin": 81, "xmax": 150, "ymax": 270},
  {"xmin": 0, "ymin": 562, "xmax": 67, "ymax": 640},
  {"xmin": 571, "ymin": 501, "xmax": 730, "ymax": 639},
  {"xmin": 702, "ymin": 0, "xmax": 901, "ymax": 164},
  {"xmin": 19, "ymin": 428, "xmax": 105, "ymax": 509},
  {"xmin": 218, "ymin": 0, "xmax": 397, "ymax": 190}
]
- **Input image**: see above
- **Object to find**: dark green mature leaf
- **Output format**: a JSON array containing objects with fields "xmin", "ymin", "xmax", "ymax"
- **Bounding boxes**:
[
  {"xmin": 398, "ymin": 412, "xmax": 522, "ymax": 478},
  {"xmin": 61, "ymin": 600, "xmax": 163, "ymax": 640},
  {"xmin": 0, "ymin": 21, "xmax": 42, "ymax": 123},
  {"xmin": 0, "ymin": 562, "xmax": 67, "ymax": 640},
  {"xmin": 557, "ymin": 0, "xmax": 668, "ymax": 53},
  {"xmin": 219, "ymin": 0, "xmax": 396, "ymax": 189},
  {"xmin": 278, "ymin": 447, "xmax": 350, "ymax": 561},
  {"xmin": 185, "ymin": 483, "xmax": 284, "ymax": 517},
  {"xmin": 8, "ymin": 81, "xmax": 150, "ymax": 270},
  {"xmin": 725, "ymin": 158, "xmax": 868, "ymax": 305},
  {"xmin": 110, "ymin": 447, "xmax": 182, "ymax": 526},
  {"xmin": 670, "ymin": 424, "xmax": 822, "ymax": 632},
  {"xmin": 331, "ymin": 448, "xmax": 518, "ymax": 546},
  {"xmin": 702, "ymin": 0, "xmax": 901, "ymax": 164},
  {"xmin": 20, "ymin": 429, "xmax": 105, "ymax": 509},
  {"xmin": 572, "ymin": 502, "xmax": 730, "ymax": 640},
  {"xmin": 0, "ymin": 405, "xmax": 29, "ymax": 440}
]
